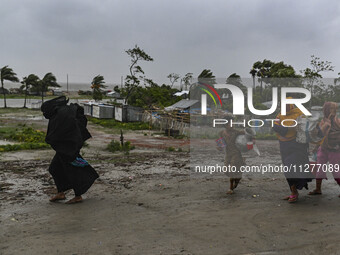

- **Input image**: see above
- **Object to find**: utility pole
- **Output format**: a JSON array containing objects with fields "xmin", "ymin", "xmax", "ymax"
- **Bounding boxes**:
[{"xmin": 66, "ymin": 74, "xmax": 69, "ymax": 93}]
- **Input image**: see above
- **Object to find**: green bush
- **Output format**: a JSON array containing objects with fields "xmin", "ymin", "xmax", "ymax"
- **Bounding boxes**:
[
  {"xmin": 7, "ymin": 127, "xmax": 46, "ymax": 143},
  {"xmin": 107, "ymin": 139, "xmax": 135, "ymax": 153},
  {"xmin": 0, "ymin": 142, "xmax": 50, "ymax": 152},
  {"xmin": 107, "ymin": 140, "xmax": 121, "ymax": 152},
  {"xmin": 0, "ymin": 126, "xmax": 50, "ymax": 152}
]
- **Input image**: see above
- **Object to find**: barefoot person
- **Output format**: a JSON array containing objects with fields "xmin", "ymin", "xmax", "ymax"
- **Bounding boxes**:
[
  {"xmin": 309, "ymin": 102, "xmax": 340, "ymax": 196},
  {"xmin": 41, "ymin": 96, "xmax": 99, "ymax": 204},
  {"xmin": 219, "ymin": 116, "xmax": 245, "ymax": 194},
  {"xmin": 273, "ymin": 100, "xmax": 312, "ymax": 203}
]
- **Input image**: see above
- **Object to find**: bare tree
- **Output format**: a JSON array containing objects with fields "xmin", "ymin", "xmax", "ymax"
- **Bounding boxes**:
[
  {"xmin": 167, "ymin": 73, "xmax": 180, "ymax": 88},
  {"xmin": 124, "ymin": 45, "xmax": 153, "ymax": 104}
]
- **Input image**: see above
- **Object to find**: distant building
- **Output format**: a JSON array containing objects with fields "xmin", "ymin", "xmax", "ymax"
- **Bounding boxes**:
[
  {"xmin": 0, "ymin": 88, "xmax": 9, "ymax": 94},
  {"xmin": 165, "ymin": 99, "xmax": 200, "ymax": 111},
  {"xmin": 173, "ymin": 91, "xmax": 189, "ymax": 97},
  {"xmin": 52, "ymin": 88, "xmax": 63, "ymax": 96},
  {"xmin": 9, "ymin": 88, "xmax": 21, "ymax": 94},
  {"xmin": 107, "ymin": 91, "xmax": 121, "ymax": 98}
]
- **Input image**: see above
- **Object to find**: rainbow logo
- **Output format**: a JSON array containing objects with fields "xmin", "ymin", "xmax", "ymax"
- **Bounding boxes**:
[{"xmin": 198, "ymin": 82, "xmax": 223, "ymax": 107}]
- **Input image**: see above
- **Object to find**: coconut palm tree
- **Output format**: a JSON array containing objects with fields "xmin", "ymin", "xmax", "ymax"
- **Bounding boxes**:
[
  {"xmin": 197, "ymin": 69, "xmax": 216, "ymax": 85},
  {"xmin": 38, "ymin": 72, "xmax": 59, "ymax": 103},
  {"xmin": 249, "ymin": 68, "xmax": 257, "ymax": 89},
  {"xmin": 189, "ymin": 69, "xmax": 216, "ymax": 104},
  {"xmin": 0, "ymin": 65, "xmax": 19, "ymax": 108},
  {"xmin": 226, "ymin": 73, "xmax": 246, "ymax": 90},
  {"xmin": 91, "ymin": 75, "xmax": 107, "ymax": 101},
  {"xmin": 21, "ymin": 74, "xmax": 39, "ymax": 108}
]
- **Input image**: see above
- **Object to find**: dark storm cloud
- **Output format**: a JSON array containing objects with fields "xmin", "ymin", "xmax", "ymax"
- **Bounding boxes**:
[{"xmin": 1, "ymin": 0, "xmax": 340, "ymax": 86}]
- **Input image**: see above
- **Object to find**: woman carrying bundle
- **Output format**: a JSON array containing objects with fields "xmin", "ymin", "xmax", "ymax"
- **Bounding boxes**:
[
  {"xmin": 273, "ymin": 100, "xmax": 312, "ymax": 203},
  {"xmin": 219, "ymin": 115, "xmax": 245, "ymax": 195},
  {"xmin": 41, "ymin": 96, "xmax": 99, "ymax": 204}
]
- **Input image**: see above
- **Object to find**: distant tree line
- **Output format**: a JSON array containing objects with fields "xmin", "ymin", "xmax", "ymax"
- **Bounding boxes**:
[{"xmin": 1, "ymin": 50, "xmax": 339, "ymax": 110}]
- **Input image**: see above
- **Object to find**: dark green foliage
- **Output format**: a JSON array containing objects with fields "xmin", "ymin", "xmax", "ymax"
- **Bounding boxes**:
[
  {"xmin": 93, "ymin": 89, "xmax": 103, "ymax": 101},
  {"xmin": 7, "ymin": 127, "xmax": 46, "ymax": 143},
  {"xmin": 1, "ymin": 65, "xmax": 19, "ymax": 108},
  {"xmin": 301, "ymin": 55, "xmax": 335, "ymax": 108},
  {"xmin": 250, "ymin": 60, "xmax": 301, "ymax": 101},
  {"xmin": 198, "ymin": 69, "xmax": 216, "ymax": 84},
  {"xmin": 0, "ymin": 126, "xmax": 50, "ymax": 152},
  {"xmin": 106, "ymin": 140, "xmax": 121, "ymax": 152},
  {"xmin": 107, "ymin": 139, "xmax": 135, "ymax": 153},
  {"xmin": 166, "ymin": 146, "xmax": 175, "ymax": 152},
  {"xmin": 31, "ymin": 72, "xmax": 60, "ymax": 103},
  {"xmin": 0, "ymin": 142, "xmax": 50, "ymax": 152},
  {"xmin": 21, "ymin": 74, "xmax": 40, "ymax": 108},
  {"xmin": 124, "ymin": 45, "xmax": 154, "ymax": 104},
  {"xmin": 123, "ymin": 83, "xmax": 181, "ymax": 109},
  {"xmin": 91, "ymin": 75, "xmax": 107, "ymax": 101}
]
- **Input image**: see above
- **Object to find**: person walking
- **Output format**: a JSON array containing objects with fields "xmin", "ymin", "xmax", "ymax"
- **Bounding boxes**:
[
  {"xmin": 273, "ymin": 100, "xmax": 312, "ymax": 203},
  {"xmin": 309, "ymin": 102, "xmax": 340, "ymax": 196},
  {"xmin": 41, "ymin": 96, "xmax": 99, "ymax": 204}
]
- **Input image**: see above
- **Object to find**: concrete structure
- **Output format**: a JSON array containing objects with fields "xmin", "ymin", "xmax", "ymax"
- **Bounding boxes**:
[{"xmin": 115, "ymin": 105, "xmax": 143, "ymax": 122}]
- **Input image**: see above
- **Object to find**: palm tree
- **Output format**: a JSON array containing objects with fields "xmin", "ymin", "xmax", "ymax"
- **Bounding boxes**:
[
  {"xmin": 21, "ymin": 74, "xmax": 39, "ymax": 108},
  {"xmin": 39, "ymin": 72, "xmax": 59, "ymax": 103},
  {"xmin": 189, "ymin": 69, "xmax": 216, "ymax": 104},
  {"xmin": 91, "ymin": 75, "xmax": 107, "ymax": 101},
  {"xmin": 249, "ymin": 68, "xmax": 257, "ymax": 89},
  {"xmin": 0, "ymin": 66, "xmax": 19, "ymax": 108},
  {"xmin": 226, "ymin": 73, "xmax": 245, "ymax": 90},
  {"xmin": 252, "ymin": 61, "xmax": 264, "ymax": 96},
  {"xmin": 197, "ymin": 69, "xmax": 216, "ymax": 85}
]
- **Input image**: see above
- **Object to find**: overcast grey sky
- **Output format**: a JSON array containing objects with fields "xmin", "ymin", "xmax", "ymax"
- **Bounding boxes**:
[{"xmin": 1, "ymin": 0, "xmax": 340, "ymax": 86}]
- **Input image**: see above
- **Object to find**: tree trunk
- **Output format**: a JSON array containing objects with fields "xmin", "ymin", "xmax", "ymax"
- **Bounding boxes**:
[
  {"xmin": 23, "ymin": 88, "xmax": 27, "ymax": 108},
  {"xmin": 1, "ymin": 80, "xmax": 6, "ymax": 108}
]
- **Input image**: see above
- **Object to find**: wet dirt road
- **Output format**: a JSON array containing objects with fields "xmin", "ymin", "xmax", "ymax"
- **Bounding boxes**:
[{"xmin": 1, "ymin": 118, "xmax": 340, "ymax": 254}]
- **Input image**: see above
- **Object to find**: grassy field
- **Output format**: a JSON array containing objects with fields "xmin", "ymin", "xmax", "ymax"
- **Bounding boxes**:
[
  {"xmin": 0, "ymin": 107, "xmax": 41, "ymax": 114},
  {"xmin": 0, "ymin": 125, "xmax": 50, "ymax": 152},
  {"xmin": 88, "ymin": 117, "xmax": 150, "ymax": 130}
]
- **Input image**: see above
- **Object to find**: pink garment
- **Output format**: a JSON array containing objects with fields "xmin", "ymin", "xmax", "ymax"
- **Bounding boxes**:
[{"xmin": 315, "ymin": 147, "xmax": 340, "ymax": 185}]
